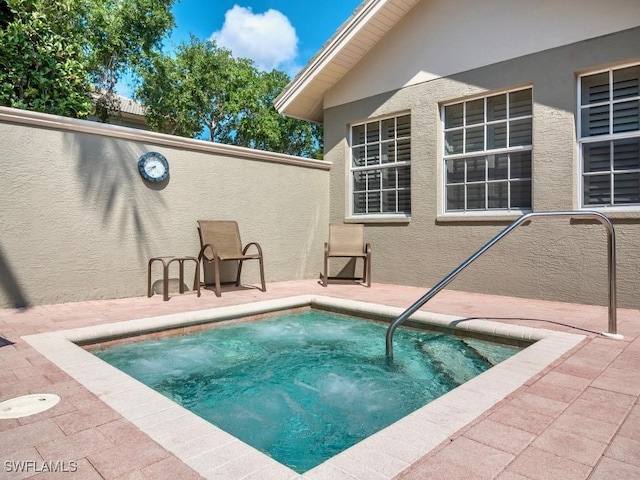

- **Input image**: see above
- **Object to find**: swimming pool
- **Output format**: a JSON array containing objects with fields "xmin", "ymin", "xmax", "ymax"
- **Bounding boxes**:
[
  {"xmin": 23, "ymin": 295, "xmax": 585, "ymax": 479},
  {"xmin": 91, "ymin": 310, "xmax": 520, "ymax": 472}
]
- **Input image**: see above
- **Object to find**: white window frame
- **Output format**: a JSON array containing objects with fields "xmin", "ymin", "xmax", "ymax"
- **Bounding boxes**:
[
  {"xmin": 348, "ymin": 113, "xmax": 411, "ymax": 219},
  {"xmin": 441, "ymin": 87, "xmax": 533, "ymax": 216},
  {"xmin": 578, "ymin": 62, "xmax": 640, "ymax": 210}
]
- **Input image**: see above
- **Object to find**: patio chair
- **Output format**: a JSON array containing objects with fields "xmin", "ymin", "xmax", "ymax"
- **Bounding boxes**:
[
  {"xmin": 323, "ymin": 223, "xmax": 371, "ymax": 287},
  {"xmin": 196, "ymin": 220, "xmax": 266, "ymax": 297}
]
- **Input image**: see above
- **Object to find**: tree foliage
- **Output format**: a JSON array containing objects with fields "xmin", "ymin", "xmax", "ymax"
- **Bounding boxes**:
[
  {"xmin": 0, "ymin": 1, "xmax": 322, "ymax": 158},
  {"xmin": 225, "ymin": 68, "xmax": 323, "ymax": 158},
  {"xmin": 0, "ymin": 0, "xmax": 92, "ymax": 117},
  {"xmin": 136, "ymin": 37, "xmax": 245, "ymax": 139},
  {"xmin": 136, "ymin": 37, "xmax": 323, "ymax": 158},
  {"xmin": 0, "ymin": 0, "xmax": 174, "ymax": 119},
  {"xmin": 84, "ymin": 0, "xmax": 174, "ymax": 120}
]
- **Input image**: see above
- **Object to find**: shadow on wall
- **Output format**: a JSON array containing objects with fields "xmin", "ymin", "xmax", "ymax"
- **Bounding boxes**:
[
  {"xmin": 68, "ymin": 132, "xmax": 167, "ymax": 263},
  {"xmin": 0, "ymin": 243, "xmax": 30, "ymax": 308},
  {"xmin": 299, "ymin": 203, "xmax": 323, "ymax": 277}
]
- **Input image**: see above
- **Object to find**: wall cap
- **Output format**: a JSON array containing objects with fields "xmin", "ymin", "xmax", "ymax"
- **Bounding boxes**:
[{"xmin": 0, "ymin": 106, "xmax": 331, "ymax": 171}]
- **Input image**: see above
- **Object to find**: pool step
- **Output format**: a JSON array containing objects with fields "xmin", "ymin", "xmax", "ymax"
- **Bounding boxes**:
[{"xmin": 415, "ymin": 336, "xmax": 493, "ymax": 386}]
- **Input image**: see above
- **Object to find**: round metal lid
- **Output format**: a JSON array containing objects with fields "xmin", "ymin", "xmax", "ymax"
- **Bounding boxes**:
[{"xmin": 0, "ymin": 394, "xmax": 61, "ymax": 419}]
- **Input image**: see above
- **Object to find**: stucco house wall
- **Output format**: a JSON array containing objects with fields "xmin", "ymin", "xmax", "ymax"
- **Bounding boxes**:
[
  {"xmin": 323, "ymin": 25, "xmax": 640, "ymax": 308},
  {"xmin": 325, "ymin": 0, "xmax": 640, "ymax": 111},
  {"xmin": 0, "ymin": 108, "xmax": 330, "ymax": 309}
]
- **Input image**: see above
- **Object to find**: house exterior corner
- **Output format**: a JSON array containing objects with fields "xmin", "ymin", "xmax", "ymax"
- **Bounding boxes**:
[{"xmin": 316, "ymin": 0, "xmax": 640, "ymax": 308}]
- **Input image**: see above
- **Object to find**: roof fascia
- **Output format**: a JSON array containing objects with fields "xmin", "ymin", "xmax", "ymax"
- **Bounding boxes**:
[{"xmin": 274, "ymin": 0, "xmax": 391, "ymax": 121}]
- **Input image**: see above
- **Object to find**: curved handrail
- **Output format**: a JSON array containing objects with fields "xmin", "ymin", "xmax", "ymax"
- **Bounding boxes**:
[{"xmin": 385, "ymin": 211, "xmax": 618, "ymax": 358}]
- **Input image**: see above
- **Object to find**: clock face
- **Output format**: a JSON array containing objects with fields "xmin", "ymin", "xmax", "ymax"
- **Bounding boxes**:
[{"xmin": 138, "ymin": 152, "xmax": 169, "ymax": 182}]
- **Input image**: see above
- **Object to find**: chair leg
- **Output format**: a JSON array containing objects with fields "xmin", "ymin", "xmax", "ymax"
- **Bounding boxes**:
[
  {"xmin": 236, "ymin": 260, "xmax": 243, "ymax": 287},
  {"xmin": 147, "ymin": 259, "xmax": 153, "ymax": 297},
  {"xmin": 178, "ymin": 259, "xmax": 185, "ymax": 294},
  {"xmin": 366, "ymin": 252, "xmax": 371, "ymax": 288},
  {"xmin": 193, "ymin": 259, "xmax": 200, "ymax": 292},
  {"xmin": 213, "ymin": 257, "xmax": 222, "ymax": 297},
  {"xmin": 162, "ymin": 262, "xmax": 170, "ymax": 301},
  {"xmin": 193, "ymin": 261, "xmax": 201, "ymax": 296},
  {"xmin": 258, "ymin": 256, "xmax": 266, "ymax": 292},
  {"xmin": 323, "ymin": 255, "xmax": 328, "ymax": 287}
]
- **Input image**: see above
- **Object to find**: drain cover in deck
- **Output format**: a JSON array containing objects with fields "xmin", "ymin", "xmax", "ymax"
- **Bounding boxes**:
[{"xmin": 0, "ymin": 394, "xmax": 60, "ymax": 419}]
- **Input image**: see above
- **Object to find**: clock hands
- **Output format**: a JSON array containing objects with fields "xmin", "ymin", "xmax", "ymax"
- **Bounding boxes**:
[{"xmin": 138, "ymin": 152, "xmax": 169, "ymax": 182}]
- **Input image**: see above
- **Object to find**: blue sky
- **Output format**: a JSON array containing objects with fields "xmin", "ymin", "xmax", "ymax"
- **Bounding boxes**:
[{"xmin": 167, "ymin": 1, "xmax": 363, "ymax": 77}]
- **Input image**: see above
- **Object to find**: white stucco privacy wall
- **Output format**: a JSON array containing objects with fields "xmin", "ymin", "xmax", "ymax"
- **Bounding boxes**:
[{"xmin": 0, "ymin": 107, "xmax": 330, "ymax": 309}]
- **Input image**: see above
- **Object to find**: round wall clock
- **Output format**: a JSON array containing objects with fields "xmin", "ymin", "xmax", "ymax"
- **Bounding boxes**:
[{"xmin": 138, "ymin": 152, "xmax": 169, "ymax": 182}]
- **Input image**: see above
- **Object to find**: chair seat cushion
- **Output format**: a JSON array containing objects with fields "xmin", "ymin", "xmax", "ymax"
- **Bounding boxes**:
[
  {"xmin": 217, "ymin": 253, "xmax": 261, "ymax": 261},
  {"xmin": 327, "ymin": 250, "xmax": 366, "ymax": 257}
]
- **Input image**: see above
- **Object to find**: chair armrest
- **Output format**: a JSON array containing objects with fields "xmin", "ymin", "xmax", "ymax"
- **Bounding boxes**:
[
  {"xmin": 198, "ymin": 243, "xmax": 218, "ymax": 261},
  {"xmin": 242, "ymin": 242, "xmax": 264, "ymax": 256},
  {"xmin": 365, "ymin": 243, "xmax": 371, "ymax": 254}
]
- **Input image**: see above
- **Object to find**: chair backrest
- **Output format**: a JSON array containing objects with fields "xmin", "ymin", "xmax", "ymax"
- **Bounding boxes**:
[
  {"xmin": 197, "ymin": 220, "xmax": 243, "ymax": 257},
  {"xmin": 328, "ymin": 223, "xmax": 365, "ymax": 256}
]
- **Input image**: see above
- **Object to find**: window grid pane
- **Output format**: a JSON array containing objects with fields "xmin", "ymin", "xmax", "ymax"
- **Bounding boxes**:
[
  {"xmin": 350, "ymin": 115, "xmax": 411, "ymax": 215},
  {"xmin": 613, "ymin": 173, "xmax": 640, "ymax": 204},
  {"xmin": 487, "ymin": 123, "xmax": 507, "ymax": 149},
  {"xmin": 466, "ymin": 99, "xmax": 484, "ymax": 125},
  {"xmin": 581, "ymin": 72, "xmax": 609, "ymax": 105},
  {"xmin": 397, "ymin": 115, "xmax": 411, "ymax": 137},
  {"xmin": 487, "ymin": 94, "xmax": 507, "ymax": 121},
  {"xmin": 443, "ymin": 88, "xmax": 533, "ymax": 212},
  {"xmin": 613, "ymin": 66, "xmax": 640, "ymax": 100},
  {"xmin": 488, "ymin": 182, "xmax": 509, "ymax": 209},
  {"xmin": 444, "ymin": 104, "xmax": 463, "ymax": 128},
  {"xmin": 444, "ymin": 153, "xmax": 532, "ymax": 212},
  {"xmin": 580, "ymin": 63, "xmax": 640, "ymax": 207},
  {"xmin": 613, "ymin": 100, "xmax": 640, "ymax": 133},
  {"xmin": 381, "ymin": 141, "xmax": 394, "ymax": 164},
  {"xmin": 581, "ymin": 104, "xmax": 610, "ymax": 137}
]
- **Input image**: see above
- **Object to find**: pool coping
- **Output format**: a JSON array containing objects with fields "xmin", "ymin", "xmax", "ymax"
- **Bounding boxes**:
[{"xmin": 22, "ymin": 295, "xmax": 586, "ymax": 480}]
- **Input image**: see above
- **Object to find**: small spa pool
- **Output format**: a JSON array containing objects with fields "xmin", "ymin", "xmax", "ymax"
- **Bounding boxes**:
[
  {"xmin": 24, "ymin": 295, "xmax": 585, "ymax": 479},
  {"xmin": 91, "ymin": 309, "xmax": 521, "ymax": 473}
]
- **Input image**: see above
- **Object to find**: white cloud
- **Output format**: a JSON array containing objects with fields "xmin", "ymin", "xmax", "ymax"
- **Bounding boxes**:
[{"xmin": 211, "ymin": 5, "xmax": 298, "ymax": 72}]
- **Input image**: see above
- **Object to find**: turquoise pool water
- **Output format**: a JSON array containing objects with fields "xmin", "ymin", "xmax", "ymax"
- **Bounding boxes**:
[{"xmin": 93, "ymin": 310, "xmax": 521, "ymax": 473}]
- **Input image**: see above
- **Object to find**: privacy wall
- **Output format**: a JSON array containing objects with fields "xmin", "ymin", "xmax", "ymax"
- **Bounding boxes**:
[{"xmin": 0, "ymin": 108, "xmax": 330, "ymax": 308}]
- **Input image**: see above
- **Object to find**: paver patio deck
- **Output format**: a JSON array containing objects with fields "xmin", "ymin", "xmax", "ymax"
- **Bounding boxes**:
[{"xmin": 1, "ymin": 279, "xmax": 639, "ymax": 479}]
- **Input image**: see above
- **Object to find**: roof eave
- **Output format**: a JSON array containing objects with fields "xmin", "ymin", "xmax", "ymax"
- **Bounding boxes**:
[{"xmin": 274, "ymin": 0, "xmax": 391, "ymax": 124}]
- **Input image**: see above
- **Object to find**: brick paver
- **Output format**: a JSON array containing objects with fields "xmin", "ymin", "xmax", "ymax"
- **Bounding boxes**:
[{"xmin": 1, "ymin": 280, "xmax": 639, "ymax": 479}]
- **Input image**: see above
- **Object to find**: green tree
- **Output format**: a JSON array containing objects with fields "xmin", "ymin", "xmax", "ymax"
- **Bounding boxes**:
[
  {"xmin": 1, "ymin": 1, "xmax": 322, "ymax": 157},
  {"xmin": 230, "ymin": 69, "xmax": 323, "ymax": 158},
  {"xmin": 85, "ymin": 0, "xmax": 175, "ymax": 121},
  {"xmin": 1, "ymin": 0, "xmax": 14, "ymax": 28},
  {"xmin": 0, "ymin": 0, "xmax": 93, "ymax": 117},
  {"xmin": 0, "ymin": 0, "xmax": 174, "ymax": 119},
  {"xmin": 136, "ymin": 37, "xmax": 249, "ymax": 140},
  {"xmin": 136, "ymin": 37, "xmax": 323, "ymax": 158}
]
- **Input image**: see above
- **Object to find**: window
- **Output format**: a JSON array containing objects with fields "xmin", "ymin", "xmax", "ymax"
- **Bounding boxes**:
[
  {"xmin": 350, "ymin": 114, "xmax": 411, "ymax": 216},
  {"xmin": 579, "ymin": 64, "xmax": 640, "ymax": 208},
  {"xmin": 443, "ymin": 88, "xmax": 533, "ymax": 212}
]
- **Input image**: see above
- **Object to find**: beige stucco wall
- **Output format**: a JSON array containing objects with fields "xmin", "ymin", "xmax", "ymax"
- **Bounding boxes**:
[
  {"xmin": 0, "ymin": 108, "xmax": 330, "ymax": 308},
  {"xmin": 326, "ymin": 0, "xmax": 640, "ymax": 110},
  {"xmin": 324, "ymin": 27, "xmax": 640, "ymax": 309}
]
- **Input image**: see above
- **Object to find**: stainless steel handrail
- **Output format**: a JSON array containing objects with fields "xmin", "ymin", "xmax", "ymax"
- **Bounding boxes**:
[{"xmin": 385, "ymin": 211, "xmax": 619, "ymax": 358}]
